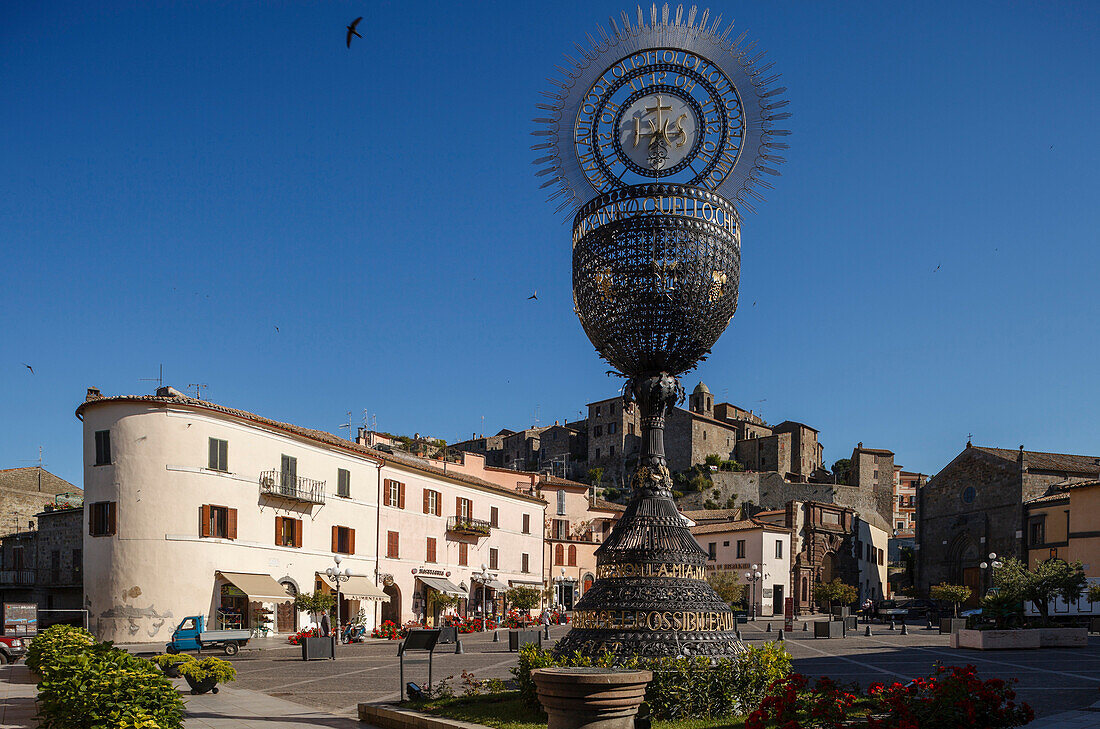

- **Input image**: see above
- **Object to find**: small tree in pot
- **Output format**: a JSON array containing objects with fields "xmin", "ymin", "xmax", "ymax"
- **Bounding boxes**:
[
  {"xmin": 506, "ymin": 586, "xmax": 541, "ymax": 623},
  {"xmin": 930, "ymin": 583, "xmax": 972, "ymax": 618},
  {"xmin": 812, "ymin": 578, "xmax": 857, "ymax": 614},
  {"xmin": 993, "ymin": 557, "xmax": 1087, "ymax": 621},
  {"xmin": 293, "ymin": 590, "xmax": 335, "ymax": 628},
  {"xmin": 179, "ymin": 656, "xmax": 237, "ymax": 695}
]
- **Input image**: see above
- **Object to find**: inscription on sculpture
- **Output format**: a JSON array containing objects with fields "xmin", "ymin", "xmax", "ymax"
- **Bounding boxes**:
[
  {"xmin": 572, "ymin": 609, "xmax": 739, "ymax": 632},
  {"xmin": 596, "ymin": 563, "xmax": 707, "ymax": 580}
]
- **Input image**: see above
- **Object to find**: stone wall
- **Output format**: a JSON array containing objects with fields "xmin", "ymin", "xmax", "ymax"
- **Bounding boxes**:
[{"xmin": 0, "ymin": 468, "xmax": 80, "ymax": 538}]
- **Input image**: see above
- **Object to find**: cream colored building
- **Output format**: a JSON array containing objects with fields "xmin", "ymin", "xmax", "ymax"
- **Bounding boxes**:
[
  {"xmin": 78, "ymin": 387, "xmax": 544, "ymax": 643},
  {"xmin": 854, "ymin": 515, "xmax": 890, "ymax": 602},
  {"xmin": 690, "ymin": 518, "xmax": 792, "ymax": 617}
]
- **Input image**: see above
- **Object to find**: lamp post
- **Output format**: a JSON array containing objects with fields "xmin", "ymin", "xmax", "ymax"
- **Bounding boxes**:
[
  {"xmin": 325, "ymin": 555, "xmax": 351, "ymax": 655},
  {"xmin": 744, "ymin": 565, "xmax": 761, "ymax": 621},
  {"xmin": 979, "ymin": 552, "xmax": 1003, "ymax": 597}
]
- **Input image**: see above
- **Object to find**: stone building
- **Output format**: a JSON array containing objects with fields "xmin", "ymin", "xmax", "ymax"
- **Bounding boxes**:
[
  {"xmin": 0, "ymin": 506, "xmax": 84, "ymax": 625},
  {"xmin": 450, "ymin": 429, "xmax": 515, "ymax": 467},
  {"xmin": 691, "ymin": 518, "xmax": 792, "ymax": 617},
  {"xmin": 540, "ymin": 475, "xmax": 623, "ymax": 609},
  {"xmin": 534, "ymin": 424, "xmax": 587, "ymax": 480},
  {"xmin": 893, "ymin": 470, "xmax": 925, "ymax": 537},
  {"xmin": 0, "ymin": 467, "xmax": 81, "ymax": 537},
  {"xmin": 916, "ymin": 442, "xmax": 1100, "ymax": 605},
  {"xmin": 585, "ymin": 396, "xmax": 642, "ymax": 486}
]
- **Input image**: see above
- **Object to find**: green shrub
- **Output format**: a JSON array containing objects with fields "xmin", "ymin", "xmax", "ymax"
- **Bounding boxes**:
[
  {"xmin": 179, "ymin": 656, "xmax": 237, "ymax": 684},
  {"xmin": 150, "ymin": 653, "xmax": 195, "ymax": 671},
  {"xmin": 36, "ymin": 642, "xmax": 184, "ymax": 729},
  {"xmin": 732, "ymin": 641, "xmax": 793, "ymax": 710},
  {"xmin": 25, "ymin": 625, "xmax": 95, "ymax": 677}
]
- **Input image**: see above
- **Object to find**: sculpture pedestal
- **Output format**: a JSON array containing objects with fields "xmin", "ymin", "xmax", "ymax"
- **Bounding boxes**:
[{"xmin": 533, "ymin": 668, "xmax": 652, "ymax": 729}]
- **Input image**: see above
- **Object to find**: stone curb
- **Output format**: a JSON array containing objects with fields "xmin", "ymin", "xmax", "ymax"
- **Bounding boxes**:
[{"xmin": 358, "ymin": 703, "xmax": 492, "ymax": 729}]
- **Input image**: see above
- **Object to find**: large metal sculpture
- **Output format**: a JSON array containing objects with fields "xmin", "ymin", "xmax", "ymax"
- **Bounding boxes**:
[{"xmin": 534, "ymin": 4, "xmax": 789, "ymax": 657}]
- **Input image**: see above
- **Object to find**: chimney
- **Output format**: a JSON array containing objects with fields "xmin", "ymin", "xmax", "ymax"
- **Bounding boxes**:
[
  {"xmin": 86, "ymin": 387, "xmax": 102, "ymax": 401},
  {"xmin": 857, "ymin": 442, "xmax": 863, "ymax": 449}
]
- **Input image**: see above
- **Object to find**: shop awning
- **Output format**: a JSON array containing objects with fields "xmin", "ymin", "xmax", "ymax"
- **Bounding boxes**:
[
  {"xmin": 216, "ymin": 572, "xmax": 292, "ymax": 602},
  {"xmin": 484, "ymin": 579, "xmax": 509, "ymax": 592},
  {"xmin": 316, "ymin": 573, "xmax": 389, "ymax": 602},
  {"xmin": 509, "ymin": 579, "xmax": 543, "ymax": 587},
  {"xmin": 418, "ymin": 575, "xmax": 467, "ymax": 597}
]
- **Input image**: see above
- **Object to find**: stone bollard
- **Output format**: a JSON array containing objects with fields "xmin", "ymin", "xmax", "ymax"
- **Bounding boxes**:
[
  {"xmin": 865, "ymin": 625, "xmax": 872, "ymax": 637},
  {"xmin": 926, "ymin": 618, "xmax": 933, "ymax": 630},
  {"xmin": 889, "ymin": 620, "xmax": 896, "ymax": 631},
  {"xmin": 533, "ymin": 668, "xmax": 652, "ymax": 729},
  {"xmin": 803, "ymin": 622, "xmax": 808, "ymax": 632},
  {"xmin": 455, "ymin": 638, "xmax": 464, "ymax": 655},
  {"xmin": 493, "ymin": 630, "xmax": 500, "ymax": 642},
  {"xmin": 735, "ymin": 629, "xmax": 742, "ymax": 641},
  {"xmin": 777, "ymin": 629, "xmax": 784, "ymax": 641},
  {"xmin": 766, "ymin": 622, "xmax": 772, "ymax": 633},
  {"xmin": 900, "ymin": 623, "xmax": 908, "ymax": 635}
]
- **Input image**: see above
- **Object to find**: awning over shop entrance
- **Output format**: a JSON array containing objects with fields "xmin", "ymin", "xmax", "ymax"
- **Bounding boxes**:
[
  {"xmin": 216, "ymin": 572, "xmax": 292, "ymax": 602},
  {"xmin": 484, "ymin": 579, "xmax": 509, "ymax": 592},
  {"xmin": 417, "ymin": 575, "xmax": 467, "ymax": 597},
  {"xmin": 316, "ymin": 573, "xmax": 389, "ymax": 602}
]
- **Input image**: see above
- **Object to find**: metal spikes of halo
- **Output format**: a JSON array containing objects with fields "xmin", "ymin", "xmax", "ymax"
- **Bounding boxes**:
[{"xmin": 535, "ymin": 5, "xmax": 790, "ymax": 659}]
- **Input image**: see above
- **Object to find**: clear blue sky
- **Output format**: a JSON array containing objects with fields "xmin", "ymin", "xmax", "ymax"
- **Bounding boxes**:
[{"xmin": 2, "ymin": 1, "xmax": 1097, "ymax": 487}]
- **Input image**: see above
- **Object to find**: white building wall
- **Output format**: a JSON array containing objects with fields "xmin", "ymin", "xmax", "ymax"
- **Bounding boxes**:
[
  {"xmin": 855, "ymin": 518, "xmax": 889, "ymax": 602},
  {"xmin": 699, "ymin": 526, "xmax": 792, "ymax": 617}
]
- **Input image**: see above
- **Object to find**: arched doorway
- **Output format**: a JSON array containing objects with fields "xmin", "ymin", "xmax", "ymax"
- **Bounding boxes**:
[
  {"xmin": 381, "ymin": 583, "xmax": 401, "ymax": 625},
  {"xmin": 277, "ymin": 581, "xmax": 298, "ymax": 633},
  {"xmin": 948, "ymin": 534, "xmax": 981, "ymax": 606},
  {"xmin": 819, "ymin": 552, "xmax": 837, "ymax": 584}
]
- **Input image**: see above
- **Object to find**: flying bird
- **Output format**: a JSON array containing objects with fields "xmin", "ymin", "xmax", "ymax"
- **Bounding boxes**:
[
  {"xmin": 933, "ymin": 263, "xmax": 941, "ymax": 273},
  {"xmin": 346, "ymin": 17, "xmax": 363, "ymax": 48},
  {"xmin": 23, "ymin": 364, "xmax": 34, "ymax": 374},
  {"xmin": 528, "ymin": 291, "xmax": 538, "ymax": 300},
  {"xmin": 274, "ymin": 325, "xmax": 280, "ymax": 333}
]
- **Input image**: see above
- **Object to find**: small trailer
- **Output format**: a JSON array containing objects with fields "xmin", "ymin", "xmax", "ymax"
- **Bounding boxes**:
[{"xmin": 166, "ymin": 615, "xmax": 250, "ymax": 656}]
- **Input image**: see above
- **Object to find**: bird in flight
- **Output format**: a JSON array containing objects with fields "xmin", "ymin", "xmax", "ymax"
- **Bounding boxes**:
[
  {"xmin": 346, "ymin": 17, "xmax": 363, "ymax": 48},
  {"xmin": 274, "ymin": 326, "xmax": 280, "ymax": 333},
  {"xmin": 933, "ymin": 263, "xmax": 941, "ymax": 273},
  {"xmin": 528, "ymin": 291, "xmax": 538, "ymax": 300},
  {"xmin": 23, "ymin": 364, "xmax": 34, "ymax": 374}
]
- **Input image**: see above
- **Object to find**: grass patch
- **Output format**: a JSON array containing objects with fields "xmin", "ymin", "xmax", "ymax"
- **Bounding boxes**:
[{"xmin": 409, "ymin": 692, "xmax": 746, "ymax": 729}]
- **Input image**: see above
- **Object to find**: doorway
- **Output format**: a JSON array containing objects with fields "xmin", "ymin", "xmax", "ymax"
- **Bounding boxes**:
[
  {"xmin": 381, "ymin": 583, "xmax": 401, "ymax": 625},
  {"xmin": 277, "ymin": 581, "xmax": 297, "ymax": 633},
  {"xmin": 962, "ymin": 567, "xmax": 981, "ymax": 607},
  {"xmin": 772, "ymin": 584, "xmax": 784, "ymax": 616}
]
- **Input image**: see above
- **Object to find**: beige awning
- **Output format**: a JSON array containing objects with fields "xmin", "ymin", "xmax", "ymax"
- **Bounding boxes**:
[
  {"xmin": 418, "ymin": 575, "xmax": 466, "ymax": 597},
  {"xmin": 217, "ymin": 572, "xmax": 292, "ymax": 602},
  {"xmin": 316, "ymin": 573, "xmax": 389, "ymax": 602},
  {"xmin": 484, "ymin": 579, "xmax": 509, "ymax": 592}
]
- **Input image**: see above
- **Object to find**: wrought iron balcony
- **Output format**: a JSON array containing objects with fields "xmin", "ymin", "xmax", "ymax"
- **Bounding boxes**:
[
  {"xmin": 0, "ymin": 570, "xmax": 35, "ymax": 586},
  {"xmin": 259, "ymin": 470, "xmax": 326, "ymax": 505},
  {"xmin": 447, "ymin": 515, "xmax": 492, "ymax": 537}
]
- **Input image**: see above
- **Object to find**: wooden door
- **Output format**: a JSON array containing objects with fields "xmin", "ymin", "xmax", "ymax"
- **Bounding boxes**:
[
  {"xmin": 962, "ymin": 567, "xmax": 981, "ymax": 607},
  {"xmin": 276, "ymin": 601, "xmax": 295, "ymax": 633}
]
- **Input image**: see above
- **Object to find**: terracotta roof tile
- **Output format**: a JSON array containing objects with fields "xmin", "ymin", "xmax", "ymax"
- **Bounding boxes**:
[
  {"xmin": 592, "ymin": 498, "xmax": 626, "ymax": 512},
  {"xmin": 974, "ymin": 446, "xmax": 1100, "ymax": 475},
  {"xmin": 1025, "ymin": 492, "xmax": 1071, "ymax": 505},
  {"xmin": 681, "ymin": 508, "xmax": 740, "ymax": 521},
  {"xmin": 691, "ymin": 519, "xmax": 785, "ymax": 535}
]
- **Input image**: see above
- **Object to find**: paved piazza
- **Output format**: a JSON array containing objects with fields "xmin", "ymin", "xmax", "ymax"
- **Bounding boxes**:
[{"xmin": 183, "ymin": 622, "xmax": 1100, "ymax": 721}]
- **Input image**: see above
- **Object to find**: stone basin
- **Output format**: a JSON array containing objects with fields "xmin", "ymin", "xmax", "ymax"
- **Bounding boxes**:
[{"xmin": 532, "ymin": 667, "xmax": 653, "ymax": 729}]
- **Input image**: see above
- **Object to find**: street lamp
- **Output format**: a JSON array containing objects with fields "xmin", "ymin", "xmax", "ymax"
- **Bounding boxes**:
[
  {"xmin": 325, "ymin": 555, "xmax": 352, "ymax": 654},
  {"xmin": 745, "ymin": 565, "xmax": 761, "ymax": 621},
  {"xmin": 979, "ymin": 553, "xmax": 1003, "ymax": 596}
]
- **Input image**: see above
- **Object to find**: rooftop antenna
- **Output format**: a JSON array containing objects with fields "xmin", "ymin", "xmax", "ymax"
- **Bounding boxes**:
[
  {"xmin": 339, "ymin": 411, "xmax": 353, "ymax": 440},
  {"xmin": 534, "ymin": 404, "xmax": 541, "ymax": 428},
  {"xmin": 18, "ymin": 447, "xmax": 47, "ymax": 490},
  {"xmin": 188, "ymin": 383, "xmax": 208, "ymax": 399},
  {"xmin": 140, "ymin": 364, "xmax": 164, "ymax": 390}
]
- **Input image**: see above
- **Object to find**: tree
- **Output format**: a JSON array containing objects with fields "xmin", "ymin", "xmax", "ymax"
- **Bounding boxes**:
[
  {"xmin": 1089, "ymin": 583, "xmax": 1100, "ymax": 604},
  {"xmin": 587, "ymin": 467, "xmax": 604, "ymax": 486},
  {"xmin": 831, "ymin": 458, "xmax": 851, "ymax": 485},
  {"xmin": 992, "ymin": 557, "xmax": 1087, "ymax": 620},
  {"xmin": 293, "ymin": 590, "xmax": 335, "ymax": 625},
  {"xmin": 929, "ymin": 583, "xmax": 972, "ymax": 618},
  {"xmin": 707, "ymin": 570, "xmax": 745, "ymax": 606},
  {"xmin": 506, "ymin": 586, "xmax": 540, "ymax": 615},
  {"xmin": 705, "ymin": 454, "xmax": 723, "ymax": 467},
  {"xmin": 427, "ymin": 592, "xmax": 459, "ymax": 624},
  {"xmin": 812, "ymin": 578, "xmax": 858, "ymax": 612}
]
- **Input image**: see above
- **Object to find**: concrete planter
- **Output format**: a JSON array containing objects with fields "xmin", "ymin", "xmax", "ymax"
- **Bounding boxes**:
[
  {"xmin": 814, "ymin": 620, "xmax": 844, "ymax": 638},
  {"xmin": 952, "ymin": 629, "xmax": 1040, "ymax": 650},
  {"xmin": 532, "ymin": 667, "xmax": 652, "ymax": 729},
  {"xmin": 301, "ymin": 636, "xmax": 333, "ymax": 660},
  {"xmin": 508, "ymin": 629, "xmax": 542, "ymax": 652},
  {"xmin": 939, "ymin": 618, "xmax": 967, "ymax": 635},
  {"xmin": 831, "ymin": 607, "xmax": 851, "ymax": 618},
  {"xmin": 1037, "ymin": 627, "xmax": 1088, "ymax": 647}
]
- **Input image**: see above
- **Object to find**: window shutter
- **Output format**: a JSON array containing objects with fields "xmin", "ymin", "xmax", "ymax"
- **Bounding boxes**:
[
  {"xmin": 331, "ymin": 525, "xmax": 338, "ymax": 552},
  {"xmin": 227, "ymin": 508, "xmax": 238, "ymax": 540},
  {"xmin": 88, "ymin": 505, "xmax": 95, "ymax": 536},
  {"xmin": 201, "ymin": 505, "xmax": 212, "ymax": 538},
  {"xmin": 349, "ymin": 528, "xmax": 356, "ymax": 555},
  {"xmin": 275, "ymin": 516, "xmax": 283, "ymax": 545},
  {"xmin": 456, "ymin": 496, "xmax": 462, "ymax": 516},
  {"xmin": 383, "ymin": 479, "xmax": 391, "ymax": 506},
  {"xmin": 209, "ymin": 438, "xmax": 218, "ymax": 470},
  {"xmin": 398, "ymin": 483, "xmax": 405, "ymax": 509},
  {"xmin": 423, "ymin": 489, "xmax": 430, "ymax": 514},
  {"xmin": 107, "ymin": 502, "xmax": 117, "ymax": 536},
  {"xmin": 294, "ymin": 519, "xmax": 303, "ymax": 548}
]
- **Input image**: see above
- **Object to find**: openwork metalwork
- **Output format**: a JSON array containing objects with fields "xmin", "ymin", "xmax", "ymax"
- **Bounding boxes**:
[{"xmin": 539, "ymin": 5, "xmax": 789, "ymax": 660}]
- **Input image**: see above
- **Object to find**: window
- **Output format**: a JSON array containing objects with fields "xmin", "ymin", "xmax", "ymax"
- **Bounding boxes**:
[
  {"xmin": 897, "ymin": 521, "xmax": 905, "ymax": 530},
  {"xmin": 629, "ymin": 423, "xmax": 635, "ymax": 435},
  {"xmin": 609, "ymin": 403, "xmax": 615, "ymax": 417},
  {"xmin": 423, "ymin": 489, "xmax": 441, "ymax": 515},
  {"xmin": 50, "ymin": 550, "xmax": 60, "ymax": 583},
  {"xmin": 557, "ymin": 490, "xmax": 566, "ymax": 515},
  {"xmin": 387, "ymin": 530, "xmax": 399, "ymax": 558},
  {"xmin": 595, "ymin": 406, "xmax": 601, "ymax": 417},
  {"xmin": 595, "ymin": 447, "xmax": 601, "ymax": 459},
  {"xmin": 707, "ymin": 542, "xmax": 717, "ymax": 561},
  {"xmin": 88, "ymin": 501, "xmax": 117, "ymax": 537},
  {"xmin": 1029, "ymin": 520, "xmax": 1044, "ymax": 546},
  {"xmin": 208, "ymin": 438, "xmax": 228, "ymax": 472},
  {"xmin": 553, "ymin": 519, "xmax": 569, "ymax": 540},
  {"xmin": 275, "ymin": 516, "xmax": 302, "ymax": 547},
  {"xmin": 775, "ymin": 540, "xmax": 783, "ymax": 559},
  {"xmin": 703, "ymin": 431, "xmax": 707, "ymax": 441},
  {"xmin": 595, "ymin": 425, "xmax": 603, "ymax": 437},
  {"xmin": 10, "ymin": 547, "xmax": 23, "ymax": 570},
  {"xmin": 610, "ymin": 445, "xmax": 615, "ymax": 457},
  {"xmin": 898, "ymin": 495, "xmax": 905, "ymax": 507},
  {"xmin": 456, "ymin": 497, "xmax": 472, "ymax": 519},
  {"xmin": 962, "ymin": 486, "xmax": 976, "ymax": 504},
  {"xmin": 94, "ymin": 430, "xmax": 111, "ymax": 465},
  {"xmin": 337, "ymin": 468, "xmax": 351, "ymax": 498},
  {"xmin": 723, "ymin": 540, "xmax": 730, "ymax": 547},
  {"xmin": 608, "ymin": 423, "xmax": 616, "ymax": 435},
  {"xmin": 459, "ymin": 542, "xmax": 468, "ymax": 566},
  {"xmin": 489, "ymin": 547, "xmax": 499, "ymax": 570},
  {"xmin": 490, "ymin": 506, "xmax": 499, "ymax": 527},
  {"xmin": 568, "ymin": 545, "xmax": 577, "ymax": 566},
  {"xmin": 332, "ymin": 525, "xmax": 355, "ymax": 554},
  {"xmin": 736, "ymin": 540, "xmax": 746, "ymax": 558},
  {"xmin": 426, "ymin": 537, "xmax": 437, "ymax": 563},
  {"xmin": 201, "ymin": 505, "xmax": 236, "ymax": 540},
  {"xmin": 877, "ymin": 548, "xmax": 884, "ymax": 566},
  {"xmin": 280, "ymin": 454, "xmax": 297, "ymax": 488},
  {"xmin": 522, "ymin": 513, "xmax": 531, "ymax": 534},
  {"xmin": 555, "ymin": 544, "xmax": 564, "ymax": 565},
  {"xmin": 384, "ymin": 478, "xmax": 405, "ymax": 508},
  {"xmin": 521, "ymin": 553, "xmax": 530, "ymax": 573}
]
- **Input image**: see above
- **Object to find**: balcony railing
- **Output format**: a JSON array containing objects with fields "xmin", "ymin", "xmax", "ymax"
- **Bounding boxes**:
[
  {"xmin": 0, "ymin": 569, "xmax": 81, "ymax": 587},
  {"xmin": 0, "ymin": 570, "xmax": 35, "ymax": 586},
  {"xmin": 259, "ymin": 470, "xmax": 326, "ymax": 505},
  {"xmin": 447, "ymin": 515, "xmax": 492, "ymax": 537}
]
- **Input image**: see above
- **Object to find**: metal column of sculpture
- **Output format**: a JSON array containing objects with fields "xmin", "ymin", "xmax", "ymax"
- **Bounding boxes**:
[{"xmin": 534, "ymin": 4, "xmax": 789, "ymax": 657}]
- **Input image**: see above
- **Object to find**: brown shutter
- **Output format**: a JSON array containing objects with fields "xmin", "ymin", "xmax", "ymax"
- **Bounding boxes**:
[
  {"xmin": 348, "ymin": 528, "xmax": 356, "ymax": 555},
  {"xmin": 107, "ymin": 502, "xmax": 117, "ymax": 536},
  {"xmin": 382, "ymin": 479, "xmax": 391, "ymax": 506},
  {"xmin": 294, "ymin": 519, "xmax": 303, "ymax": 548},
  {"xmin": 331, "ymin": 525, "xmax": 338, "ymax": 552},
  {"xmin": 398, "ymin": 482, "xmax": 405, "ymax": 509},
  {"xmin": 201, "ymin": 505, "xmax": 212, "ymax": 538},
  {"xmin": 456, "ymin": 496, "xmax": 462, "ymax": 516},
  {"xmin": 423, "ymin": 489, "xmax": 430, "ymax": 514},
  {"xmin": 275, "ymin": 516, "xmax": 283, "ymax": 545},
  {"xmin": 227, "ymin": 508, "xmax": 238, "ymax": 540},
  {"xmin": 88, "ymin": 505, "xmax": 94, "ymax": 536}
]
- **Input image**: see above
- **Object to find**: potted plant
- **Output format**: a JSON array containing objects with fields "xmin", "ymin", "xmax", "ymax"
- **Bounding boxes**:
[
  {"xmin": 930, "ymin": 583, "xmax": 972, "ymax": 634},
  {"xmin": 179, "ymin": 656, "xmax": 237, "ymax": 695},
  {"xmin": 151, "ymin": 652, "xmax": 195, "ymax": 678}
]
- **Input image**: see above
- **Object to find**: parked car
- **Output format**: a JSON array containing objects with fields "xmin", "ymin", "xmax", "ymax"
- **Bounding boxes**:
[
  {"xmin": 895, "ymin": 598, "xmax": 940, "ymax": 619},
  {"xmin": 875, "ymin": 600, "xmax": 909, "ymax": 622},
  {"xmin": 0, "ymin": 635, "xmax": 27, "ymax": 664}
]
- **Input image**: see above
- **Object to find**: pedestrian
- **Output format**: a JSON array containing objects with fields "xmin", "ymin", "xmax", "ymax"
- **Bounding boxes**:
[
  {"xmin": 320, "ymin": 611, "xmax": 331, "ymax": 637},
  {"xmin": 541, "ymin": 608, "xmax": 551, "ymax": 639},
  {"xmin": 861, "ymin": 598, "xmax": 874, "ymax": 623}
]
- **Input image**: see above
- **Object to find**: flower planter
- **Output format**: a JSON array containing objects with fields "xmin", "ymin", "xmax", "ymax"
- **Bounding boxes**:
[
  {"xmin": 952, "ymin": 628, "xmax": 1041, "ymax": 650},
  {"xmin": 301, "ymin": 636, "xmax": 333, "ymax": 660},
  {"xmin": 939, "ymin": 617, "xmax": 967, "ymax": 634},
  {"xmin": 1037, "ymin": 627, "xmax": 1088, "ymax": 647},
  {"xmin": 509, "ymin": 629, "xmax": 542, "ymax": 652},
  {"xmin": 162, "ymin": 663, "xmax": 183, "ymax": 678},
  {"xmin": 184, "ymin": 674, "xmax": 220, "ymax": 695},
  {"xmin": 831, "ymin": 606, "xmax": 851, "ymax": 618},
  {"xmin": 814, "ymin": 619, "xmax": 844, "ymax": 638},
  {"xmin": 533, "ymin": 667, "xmax": 652, "ymax": 729}
]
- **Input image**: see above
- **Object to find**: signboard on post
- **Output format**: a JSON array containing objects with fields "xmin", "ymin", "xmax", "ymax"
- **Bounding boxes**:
[
  {"xmin": 3, "ymin": 603, "xmax": 38, "ymax": 635},
  {"xmin": 783, "ymin": 597, "xmax": 794, "ymax": 633}
]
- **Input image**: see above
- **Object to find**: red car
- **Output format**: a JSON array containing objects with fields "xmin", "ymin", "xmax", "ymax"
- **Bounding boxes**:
[{"xmin": 0, "ymin": 635, "xmax": 27, "ymax": 664}]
